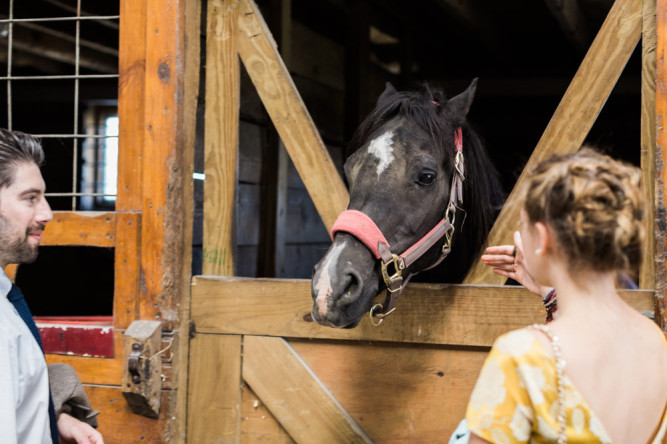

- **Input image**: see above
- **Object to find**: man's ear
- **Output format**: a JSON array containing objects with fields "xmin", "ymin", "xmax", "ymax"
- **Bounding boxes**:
[
  {"xmin": 377, "ymin": 82, "xmax": 397, "ymax": 106},
  {"xmin": 444, "ymin": 78, "xmax": 478, "ymax": 118}
]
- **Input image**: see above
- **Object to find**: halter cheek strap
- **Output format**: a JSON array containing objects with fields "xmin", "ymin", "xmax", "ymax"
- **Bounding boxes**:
[{"xmin": 330, "ymin": 127, "xmax": 466, "ymax": 325}]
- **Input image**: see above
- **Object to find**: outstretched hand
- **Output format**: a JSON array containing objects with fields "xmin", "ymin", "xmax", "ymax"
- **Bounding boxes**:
[
  {"xmin": 480, "ymin": 231, "xmax": 548, "ymax": 297},
  {"xmin": 58, "ymin": 412, "xmax": 104, "ymax": 444}
]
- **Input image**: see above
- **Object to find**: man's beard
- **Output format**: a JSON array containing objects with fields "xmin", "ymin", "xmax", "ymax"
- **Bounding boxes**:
[{"xmin": 0, "ymin": 215, "xmax": 43, "ymax": 265}]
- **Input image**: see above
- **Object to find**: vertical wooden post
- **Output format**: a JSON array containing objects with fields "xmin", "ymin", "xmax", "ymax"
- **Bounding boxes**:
[
  {"xmin": 640, "ymin": 0, "xmax": 657, "ymax": 290},
  {"xmin": 202, "ymin": 0, "xmax": 239, "ymax": 276},
  {"xmin": 117, "ymin": 0, "xmax": 147, "ymax": 328},
  {"xmin": 655, "ymin": 0, "xmax": 667, "ymax": 330}
]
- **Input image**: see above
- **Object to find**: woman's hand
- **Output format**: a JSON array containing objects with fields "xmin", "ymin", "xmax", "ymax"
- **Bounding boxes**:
[{"xmin": 480, "ymin": 231, "xmax": 549, "ymax": 297}]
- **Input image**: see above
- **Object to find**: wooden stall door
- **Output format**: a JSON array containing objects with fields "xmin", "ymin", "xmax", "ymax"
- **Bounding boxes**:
[{"xmin": 188, "ymin": 0, "xmax": 660, "ymax": 442}]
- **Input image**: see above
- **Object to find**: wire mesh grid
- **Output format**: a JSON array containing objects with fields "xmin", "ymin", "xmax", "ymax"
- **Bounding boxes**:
[{"xmin": 3, "ymin": 0, "xmax": 120, "ymax": 210}]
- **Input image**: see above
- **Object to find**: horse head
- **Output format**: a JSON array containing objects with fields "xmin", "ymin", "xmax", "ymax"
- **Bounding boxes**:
[{"xmin": 311, "ymin": 80, "xmax": 502, "ymax": 328}]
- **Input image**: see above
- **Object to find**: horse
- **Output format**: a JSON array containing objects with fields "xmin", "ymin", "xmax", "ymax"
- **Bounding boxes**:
[{"xmin": 310, "ymin": 79, "xmax": 504, "ymax": 328}]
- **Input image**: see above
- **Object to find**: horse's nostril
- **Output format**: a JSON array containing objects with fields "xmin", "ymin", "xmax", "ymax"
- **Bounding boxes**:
[{"xmin": 338, "ymin": 271, "xmax": 362, "ymax": 307}]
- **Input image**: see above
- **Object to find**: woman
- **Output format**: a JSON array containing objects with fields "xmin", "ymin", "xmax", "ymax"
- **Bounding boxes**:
[{"xmin": 465, "ymin": 148, "xmax": 667, "ymax": 443}]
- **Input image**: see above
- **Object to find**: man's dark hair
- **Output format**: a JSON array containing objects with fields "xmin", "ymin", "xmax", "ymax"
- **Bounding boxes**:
[{"xmin": 0, "ymin": 128, "xmax": 44, "ymax": 189}]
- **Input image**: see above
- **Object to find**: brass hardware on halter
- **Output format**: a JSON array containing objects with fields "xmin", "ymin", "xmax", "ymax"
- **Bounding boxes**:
[
  {"xmin": 380, "ymin": 253, "xmax": 404, "ymax": 290},
  {"xmin": 369, "ymin": 303, "xmax": 396, "ymax": 326}
]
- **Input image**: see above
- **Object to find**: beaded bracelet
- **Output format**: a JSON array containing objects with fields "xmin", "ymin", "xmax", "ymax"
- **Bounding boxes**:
[{"xmin": 542, "ymin": 288, "xmax": 558, "ymax": 323}]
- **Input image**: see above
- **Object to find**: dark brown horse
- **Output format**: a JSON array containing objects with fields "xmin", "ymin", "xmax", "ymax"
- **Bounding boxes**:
[{"xmin": 311, "ymin": 80, "xmax": 504, "ymax": 328}]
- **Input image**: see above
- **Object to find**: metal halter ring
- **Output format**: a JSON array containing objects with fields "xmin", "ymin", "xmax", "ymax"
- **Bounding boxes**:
[{"xmin": 369, "ymin": 303, "xmax": 396, "ymax": 326}]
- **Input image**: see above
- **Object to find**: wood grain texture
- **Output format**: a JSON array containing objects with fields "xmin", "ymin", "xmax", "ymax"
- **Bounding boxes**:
[
  {"xmin": 141, "ymin": 0, "xmax": 188, "ymax": 329},
  {"xmin": 187, "ymin": 334, "xmax": 242, "ymax": 443},
  {"xmin": 236, "ymin": 0, "xmax": 349, "ymax": 231},
  {"xmin": 171, "ymin": 0, "xmax": 201, "ymax": 439},
  {"xmin": 113, "ymin": 212, "xmax": 141, "ymax": 329},
  {"xmin": 291, "ymin": 339, "xmax": 488, "ymax": 442},
  {"xmin": 191, "ymin": 276, "xmax": 654, "ymax": 347},
  {"xmin": 641, "ymin": 0, "xmax": 657, "ymax": 289},
  {"xmin": 117, "ymin": 0, "xmax": 146, "ymax": 211},
  {"xmin": 241, "ymin": 385, "xmax": 294, "ymax": 444},
  {"xmin": 41, "ymin": 211, "xmax": 116, "ymax": 247},
  {"xmin": 243, "ymin": 335, "xmax": 372, "ymax": 443},
  {"xmin": 85, "ymin": 386, "xmax": 170, "ymax": 443},
  {"xmin": 203, "ymin": 0, "xmax": 239, "ymax": 276},
  {"xmin": 464, "ymin": 0, "xmax": 642, "ymax": 284},
  {"xmin": 655, "ymin": 0, "xmax": 667, "ymax": 331}
]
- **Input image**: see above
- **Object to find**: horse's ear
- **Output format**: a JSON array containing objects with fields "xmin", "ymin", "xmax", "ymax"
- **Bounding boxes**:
[
  {"xmin": 377, "ymin": 82, "xmax": 398, "ymax": 106},
  {"xmin": 444, "ymin": 78, "xmax": 478, "ymax": 117}
]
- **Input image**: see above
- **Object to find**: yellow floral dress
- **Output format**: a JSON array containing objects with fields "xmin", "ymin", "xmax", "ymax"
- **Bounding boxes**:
[{"xmin": 466, "ymin": 328, "xmax": 667, "ymax": 443}]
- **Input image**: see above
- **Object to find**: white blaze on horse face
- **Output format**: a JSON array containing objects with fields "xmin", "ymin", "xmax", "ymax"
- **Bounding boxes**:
[
  {"xmin": 368, "ymin": 130, "xmax": 395, "ymax": 177},
  {"xmin": 314, "ymin": 241, "xmax": 345, "ymax": 317}
]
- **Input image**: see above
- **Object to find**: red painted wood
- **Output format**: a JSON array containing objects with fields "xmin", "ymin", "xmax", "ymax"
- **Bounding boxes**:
[{"xmin": 35, "ymin": 316, "xmax": 114, "ymax": 358}]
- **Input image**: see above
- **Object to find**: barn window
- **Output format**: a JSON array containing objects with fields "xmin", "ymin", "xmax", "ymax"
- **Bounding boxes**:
[{"xmin": 1, "ymin": 0, "xmax": 120, "ymax": 334}]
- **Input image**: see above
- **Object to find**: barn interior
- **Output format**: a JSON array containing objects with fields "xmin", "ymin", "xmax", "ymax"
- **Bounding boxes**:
[{"xmin": 0, "ymin": 0, "xmax": 639, "ymax": 315}]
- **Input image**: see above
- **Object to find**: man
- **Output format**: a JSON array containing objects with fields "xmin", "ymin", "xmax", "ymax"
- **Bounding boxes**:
[{"xmin": 0, "ymin": 129, "xmax": 103, "ymax": 443}]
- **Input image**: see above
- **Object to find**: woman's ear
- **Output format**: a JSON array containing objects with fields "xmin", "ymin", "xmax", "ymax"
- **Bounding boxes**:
[{"xmin": 534, "ymin": 222, "xmax": 551, "ymax": 256}]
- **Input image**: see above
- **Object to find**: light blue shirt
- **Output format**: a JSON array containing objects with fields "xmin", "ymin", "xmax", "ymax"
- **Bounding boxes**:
[{"xmin": 0, "ymin": 268, "xmax": 52, "ymax": 444}]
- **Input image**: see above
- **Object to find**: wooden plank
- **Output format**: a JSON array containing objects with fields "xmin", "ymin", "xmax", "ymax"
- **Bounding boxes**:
[
  {"xmin": 85, "ymin": 386, "xmax": 169, "ymax": 443},
  {"xmin": 655, "ymin": 0, "xmax": 667, "ymax": 331},
  {"xmin": 641, "ymin": 0, "xmax": 657, "ymax": 289},
  {"xmin": 241, "ymin": 385, "xmax": 294, "ymax": 444},
  {"xmin": 41, "ymin": 211, "xmax": 116, "ymax": 247},
  {"xmin": 191, "ymin": 276, "xmax": 654, "ymax": 347},
  {"xmin": 236, "ymin": 0, "xmax": 349, "ymax": 231},
  {"xmin": 141, "ymin": 0, "xmax": 189, "ymax": 329},
  {"xmin": 187, "ymin": 334, "xmax": 242, "ymax": 443},
  {"xmin": 291, "ymin": 339, "xmax": 488, "ymax": 442},
  {"xmin": 45, "ymin": 329, "xmax": 123, "ymax": 385},
  {"xmin": 243, "ymin": 335, "xmax": 372, "ymax": 443},
  {"xmin": 113, "ymin": 212, "xmax": 141, "ymax": 329},
  {"xmin": 203, "ymin": 0, "xmax": 239, "ymax": 276},
  {"xmin": 174, "ymin": 0, "xmax": 201, "ymax": 438},
  {"xmin": 117, "ymin": 0, "xmax": 146, "ymax": 211},
  {"xmin": 464, "ymin": 0, "xmax": 643, "ymax": 284}
]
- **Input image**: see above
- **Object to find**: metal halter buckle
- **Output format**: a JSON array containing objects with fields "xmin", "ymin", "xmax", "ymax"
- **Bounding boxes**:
[{"xmin": 380, "ymin": 254, "xmax": 404, "ymax": 290}]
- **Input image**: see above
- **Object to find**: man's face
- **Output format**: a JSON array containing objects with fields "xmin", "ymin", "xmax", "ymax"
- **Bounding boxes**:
[{"xmin": 0, "ymin": 162, "xmax": 53, "ymax": 267}]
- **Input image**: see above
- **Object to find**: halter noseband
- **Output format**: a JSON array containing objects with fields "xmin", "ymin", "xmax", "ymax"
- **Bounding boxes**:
[{"xmin": 330, "ymin": 127, "xmax": 466, "ymax": 325}]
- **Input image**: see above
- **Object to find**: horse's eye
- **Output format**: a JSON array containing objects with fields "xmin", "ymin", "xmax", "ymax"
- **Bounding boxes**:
[{"xmin": 417, "ymin": 172, "xmax": 436, "ymax": 187}]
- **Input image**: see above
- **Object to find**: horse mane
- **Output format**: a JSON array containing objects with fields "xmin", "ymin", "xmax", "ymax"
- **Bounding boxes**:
[{"xmin": 346, "ymin": 83, "xmax": 505, "ymax": 280}]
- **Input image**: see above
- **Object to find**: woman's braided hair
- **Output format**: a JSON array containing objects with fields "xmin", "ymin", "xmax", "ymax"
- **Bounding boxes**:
[{"xmin": 523, "ymin": 147, "xmax": 644, "ymax": 273}]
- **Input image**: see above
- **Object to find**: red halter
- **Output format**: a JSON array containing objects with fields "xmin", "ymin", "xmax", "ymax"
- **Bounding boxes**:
[{"xmin": 331, "ymin": 127, "xmax": 466, "ymax": 325}]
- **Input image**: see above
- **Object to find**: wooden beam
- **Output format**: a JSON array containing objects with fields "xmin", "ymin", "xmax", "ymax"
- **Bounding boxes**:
[
  {"xmin": 640, "ymin": 0, "xmax": 657, "ymax": 289},
  {"xmin": 465, "ymin": 0, "xmax": 643, "ymax": 284},
  {"xmin": 187, "ymin": 334, "xmax": 242, "ymax": 443},
  {"xmin": 141, "ymin": 0, "xmax": 190, "ymax": 329},
  {"xmin": 113, "ymin": 212, "xmax": 142, "ymax": 329},
  {"xmin": 542, "ymin": 0, "xmax": 592, "ymax": 53},
  {"xmin": 236, "ymin": 0, "xmax": 349, "ymax": 231},
  {"xmin": 117, "ymin": 0, "xmax": 146, "ymax": 211},
  {"xmin": 655, "ymin": 0, "xmax": 667, "ymax": 331},
  {"xmin": 41, "ymin": 211, "xmax": 116, "ymax": 247},
  {"xmin": 203, "ymin": 0, "xmax": 239, "ymax": 276},
  {"xmin": 243, "ymin": 335, "xmax": 372, "ymax": 443},
  {"xmin": 191, "ymin": 276, "xmax": 654, "ymax": 347},
  {"xmin": 174, "ymin": 0, "xmax": 201, "ymax": 439}
]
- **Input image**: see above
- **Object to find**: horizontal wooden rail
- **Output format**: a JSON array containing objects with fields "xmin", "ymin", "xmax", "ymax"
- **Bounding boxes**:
[
  {"xmin": 42, "ymin": 211, "xmax": 117, "ymax": 247},
  {"xmin": 191, "ymin": 276, "xmax": 654, "ymax": 347}
]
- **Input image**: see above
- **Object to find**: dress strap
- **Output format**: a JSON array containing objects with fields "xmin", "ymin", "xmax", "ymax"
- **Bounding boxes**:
[{"xmin": 532, "ymin": 324, "xmax": 567, "ymax": 444}]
